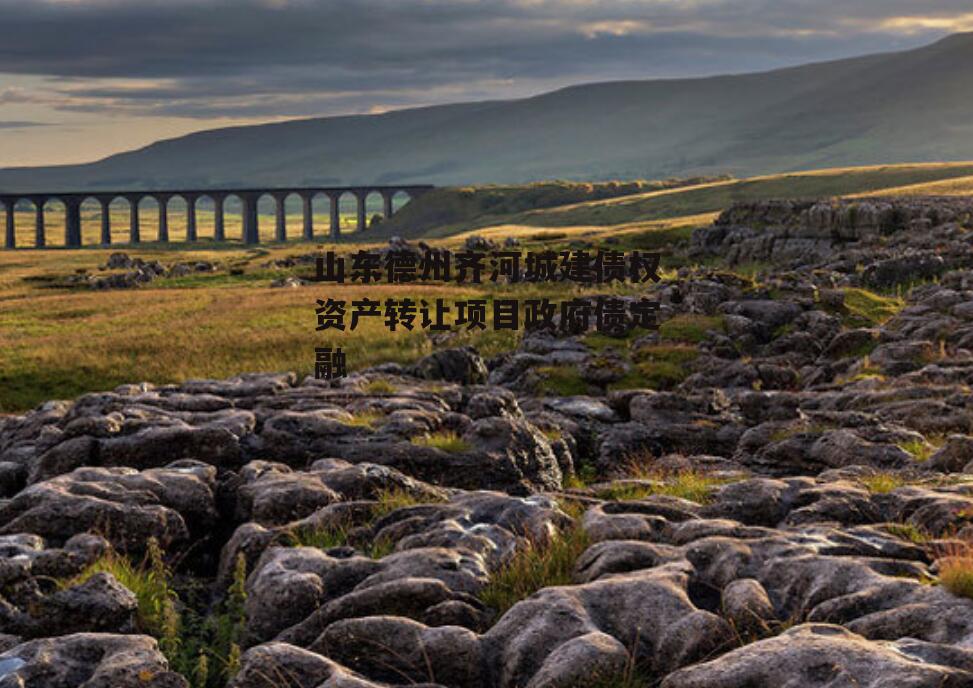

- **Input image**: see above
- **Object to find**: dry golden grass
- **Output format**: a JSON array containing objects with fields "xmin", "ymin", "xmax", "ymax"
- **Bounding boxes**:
[
  {"xmin": 938, "ymin": 542, "xmax": 973, "ymax": 600},
  {"xmin": 6, "ymin": 236, "xmax": 638, "ymax": 411},
  {"xmin": 448, "ymin": 213, "xmax": 719, "ymax": 245},
  {"xmin": 0, "ymin": 274, "xmax": 509, "ymax": 411},
  {"xmin": 5, "ymin": 162, "xmax": 973, "ymax": 413},
  {"xmin": 858, "ymin": 174, "xmax": 973, "ymax": 198}
]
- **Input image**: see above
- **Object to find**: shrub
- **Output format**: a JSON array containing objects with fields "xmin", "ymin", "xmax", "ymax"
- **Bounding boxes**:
[
  {"xmin": 411, "ymin": 430, "xmax": 472, "ymax": 453},
  {"xmin": 479, "ymin": 522, "xmax": 590, "ymax": 617}
]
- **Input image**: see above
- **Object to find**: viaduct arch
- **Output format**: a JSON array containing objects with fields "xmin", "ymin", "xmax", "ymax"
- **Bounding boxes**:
[{"xmin": 0, "ymin": 184, "xmax": 433, "ymax": 248}]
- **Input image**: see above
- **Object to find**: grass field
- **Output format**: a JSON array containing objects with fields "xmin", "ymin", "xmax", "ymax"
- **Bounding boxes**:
[
  {"xmin": 0, "ymin": 238, "xmax": 650, "ymax": 412},
  {"xmin": 2, "ymin": 162, "xmax": 972, "ymax": 413},
  {"xmin": 383, "ymin": 163, "xmax": 973, "ymax": 237}
]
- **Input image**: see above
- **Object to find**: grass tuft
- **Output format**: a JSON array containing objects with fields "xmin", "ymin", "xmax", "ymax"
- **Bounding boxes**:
[
  {"xmin": 287, "ymin": 523, "xmax": 394, "ymax": 559},
  {"xmin": 287, "ymin": 487, "xmax": 444, "ymax": 558},
  {"xmin": 611, "ymin": 344, "xmax": 698, "ymax": 391},
  {"xmin": 63, "ymin": 539, "xmax": 247, "ymax": 688},
  {"xmin": 938, "ymin": 544, "xmax": 973, "ymax": 600},
  {"xmin": 479, "ymin": 521, "xmax": 590, "ymax": 617},
  {"xmin": 363, "ymin": 379, "xmax": 397, "ymax": 395},
  {"xmin": 840, "ymin": 288, "xmax": 905, "ymax": 326},
  {"xmin": 659, "ymin": 314, "xmax": 725, "ymax": 343},
  {"xmin": 598, "ymin": 470, "xmax": 723, "ymax": 504},
  {"xmin": 536, "ymin": 365, "xmax": 590, "ymax": 396},
  {"xmin": 898, "ymin": 439, "xmax": 934, "ymax": 462},
  {"xmin": 860, "ymin": 473, "xmax": 906, "ymax": 494},
  {"xmin": 371, "ymin": 486, "xmax": 446, "ymax": 518},
  {"xmin": 343, "ymin": 409, "xmax": 386, "ymax": 428},
  {"xmin": 886, "ymin": 522, "xmax": 930, "ymax": 544},
  {"xmin": 64, "ymin": 538, "xmax": 178, "ymax": 642},
  {"xmin": 411, "ymin": 430, "xmax": 472, "ymax": 453}
]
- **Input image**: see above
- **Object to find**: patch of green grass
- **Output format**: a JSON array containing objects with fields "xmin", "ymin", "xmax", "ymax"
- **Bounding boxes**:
[
  {"xmin": 157, "ymin": 269, "xmax": 279, "ymax": 289},
  {"xmin": 363, "ymin": 379, "xmax": 397, "ymax": 394},
  {"xmin": 860, "ymin": 473, "xmax": 907, "ymax": 494},
  {"xmin": 381, "ymin": 178, "xmax": 725, "ymax": 236},
  {"xmin": 537, "ymin": 365, "xmax": 590, "ymax": 396},
  {"xmin": 410, "ymin": 430, "xmax": 472, "ymax": 453},
  {"xmin": 582, "ymin": 330, "xmax": 639, "ymax": 352},
  {"xmin": 371, "ymin": 486, "xmax": 446, "ymax": 518},
  {"xmin": 479, "ymin": 521, "xmax": 591, "ymax": 617},
  {"xmin": 343, "ymin": 409, "xmax": 386, "ymax": 428},
  {"xmin": 611, "ymin": 345, "xmax": 698, "ymax": 391},
  {"xmin": 288, "ymin": 487, "xmax": 444, "ymax": 559},
  {"xmin": 64, "ymin": 538, "xmax": 178, "ymax": 641},
  {"xmin": 562, "ymin": 474, "xmax": 587, "ymax": 490},
  {"xmin": 659, "ymin": 314, "xmax": 725, "ymax": 343},
  {"xmin": 886, "ymin": 522, "xmax": 930, "ymax": 544},
  {"xmin": 841, "ymin": 288, "xmax": 904, "ymax": 326},
  {"xmin": 289, "ymin": 523, "xmax": 353, "ymax": 550},
  {"xmin": 287, "ymin": 523, "xmax": 395, "ymax": 559},
  {"xmin": 623, "ymin": 224, "xmax": 696, "ymax": 252},
  {"xmin": 899, "ymin": 439, "xmax": 934, "ymax": 462},
  {"xmin": 851, "ymin": 340, "xmax": 881, "ymax": 359},
  {"xmin": 632, "ymin": 343, "xmax": 699, "ymax": 367},
  {"xmin": 63, "ymin": 540, "xmax": 247, "ymax": 688},
  {"xmin": 598, "ymin": 483, "xmax": 656, "ymax": 501},
  {"xmin": 768, "ymin": 421, "xmax": 838, "ymax": 442},
  {"xmin": 598, "ymin": 470, "xmax": 724, "ymax": 504},
  {"xmin": 563, "ymin": 462, "xmax": 598, "ymax": 489}
]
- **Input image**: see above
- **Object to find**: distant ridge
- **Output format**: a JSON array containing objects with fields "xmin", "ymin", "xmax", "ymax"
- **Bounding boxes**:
[{"xmin": 2, "ymin": 33, "xmax": 973, "ymax": 192}]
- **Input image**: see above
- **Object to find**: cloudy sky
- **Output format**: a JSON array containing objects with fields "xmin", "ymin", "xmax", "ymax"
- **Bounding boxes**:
[{"xmin": 1, "ymin": 0, "xmax": 971, "ymax": 167}]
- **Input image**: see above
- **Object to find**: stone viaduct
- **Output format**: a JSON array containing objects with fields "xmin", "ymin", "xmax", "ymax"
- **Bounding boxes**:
[{"xmin": 0, "ymin": 185, "xmax": 434, "ymax": 248}]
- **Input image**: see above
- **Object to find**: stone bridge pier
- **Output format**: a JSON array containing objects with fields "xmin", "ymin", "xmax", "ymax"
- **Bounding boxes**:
[{"xmin": 0, "ymin": 184, "xmax": 433, "ymax": 249}]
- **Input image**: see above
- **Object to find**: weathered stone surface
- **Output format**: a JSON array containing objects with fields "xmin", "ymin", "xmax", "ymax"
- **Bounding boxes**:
[
  {"xmin": 661, "ymin": 624, "xmax": 973, "ymax": 688},
  {"xmin": 0, "ymin": 633, "xmax": 188, "ymax": 687},
  {"xmin": 0, "ymin": 463, "xmax": 217, "ymax": 552},
  {"xmin": 5, "ymin": 198, "xmax": 973, "ymax": 687}
]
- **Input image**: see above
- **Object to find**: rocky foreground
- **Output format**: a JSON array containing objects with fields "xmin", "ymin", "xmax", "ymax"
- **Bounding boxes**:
[{"xmin": 3, "ymin": 197, "xmax": 973, "ymax": 687}]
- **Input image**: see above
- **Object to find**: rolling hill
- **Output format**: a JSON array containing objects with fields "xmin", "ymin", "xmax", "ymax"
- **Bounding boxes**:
[{"xmin": 2, "ymin": 33, "xmax": 973, "ymax": 192}]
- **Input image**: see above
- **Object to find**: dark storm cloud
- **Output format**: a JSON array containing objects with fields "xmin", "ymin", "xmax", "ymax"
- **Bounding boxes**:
[{"xmin": 0, "ymin": 0, "xmax": 969, "ymax": 118}]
